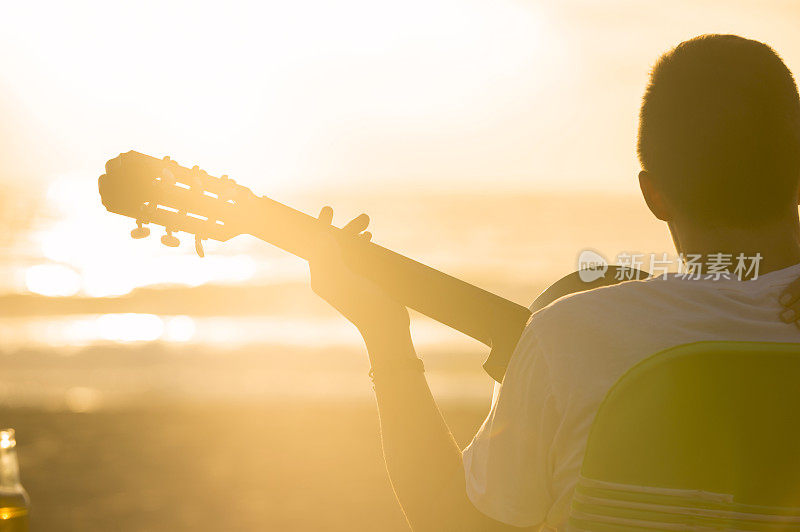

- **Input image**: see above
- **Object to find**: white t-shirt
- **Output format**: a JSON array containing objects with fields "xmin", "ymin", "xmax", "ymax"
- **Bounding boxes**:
[{"xmin": 462, "ymin": 263, "xmax": 800, "ymax": 530}]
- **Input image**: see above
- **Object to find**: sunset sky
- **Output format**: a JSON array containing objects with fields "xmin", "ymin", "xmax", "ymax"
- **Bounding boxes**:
[
  {"xmin": 0, "ymin": 0, "xmax": 798, "ymax": 299},
  {"xmin": 2, "ymin": 0, "xmax": 800, "ymax": 193}
]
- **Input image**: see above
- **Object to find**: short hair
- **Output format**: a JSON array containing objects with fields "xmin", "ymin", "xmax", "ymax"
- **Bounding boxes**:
[{"xmin": 637, "ymin": 34, "xmax": 800, "ymax": 225}]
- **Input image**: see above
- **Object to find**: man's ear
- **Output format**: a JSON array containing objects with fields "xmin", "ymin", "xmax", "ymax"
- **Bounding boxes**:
[{"xmin": 638, "ymin": 170, "xmax": 671, "ymax": 221}]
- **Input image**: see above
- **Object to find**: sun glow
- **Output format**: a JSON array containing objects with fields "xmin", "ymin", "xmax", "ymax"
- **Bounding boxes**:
[
  {"xmin": 25, "ymin": 264, "xmax": 81, "ymax": 297},
  {"xmin": 96, "ymin": 314, "xmax": 164, "ymax": 343},
  {"xmin": 24, "ymin": 176, "xmax": 261, "ymax": 297},
  {"xmin": 163, "ymin": 315, "xmax": 196, "ymax": 342},
  {"xmin": 0, "ymin": 0, "xmax": 560, "ymax": 191}
]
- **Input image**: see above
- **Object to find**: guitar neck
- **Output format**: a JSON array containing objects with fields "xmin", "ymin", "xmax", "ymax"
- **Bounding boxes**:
[
  {"xmin": 99, "ymin": 151, "xmax": 653, "ymax": 382},
  {"xmin": 234, "ymin": 194, "xmax": 531, "ymax": 381},
  {"xmin": 98, "ymin": 150, "xmax": 531, "ymax": 382}
]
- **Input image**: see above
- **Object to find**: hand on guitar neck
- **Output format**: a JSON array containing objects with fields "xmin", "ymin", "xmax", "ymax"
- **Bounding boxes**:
[{"xmin": 308, "ymin": 207, "xmax": 411, "ymax": 351}]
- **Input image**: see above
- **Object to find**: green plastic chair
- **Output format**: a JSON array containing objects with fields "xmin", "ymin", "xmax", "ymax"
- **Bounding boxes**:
[{"xmin": 568, "ymin": 341, "xmax": 800, "ymax": 531}]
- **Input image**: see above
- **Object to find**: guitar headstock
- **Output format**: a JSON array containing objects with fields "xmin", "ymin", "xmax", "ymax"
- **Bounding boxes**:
[{"xmin": 98, "ymin": 151, "xmax": 256, "ymax": 256}]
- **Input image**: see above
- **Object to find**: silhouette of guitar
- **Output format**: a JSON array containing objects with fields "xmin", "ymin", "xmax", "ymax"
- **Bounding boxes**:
[{"xmin": 99, "ymin": 151, "xmax": 646, "ymax": 381}]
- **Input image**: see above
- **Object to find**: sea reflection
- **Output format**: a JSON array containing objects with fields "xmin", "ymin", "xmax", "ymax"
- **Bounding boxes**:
[
  {"xmin": 0, "ymin": 314, "xmax": 491, "ymax": 409},
  {"xmin": 0, "ymin": 314, "xmax": 479, "ymax": 350}
]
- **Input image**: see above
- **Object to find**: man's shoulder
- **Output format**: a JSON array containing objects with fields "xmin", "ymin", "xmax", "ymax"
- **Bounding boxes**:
[
  {"xmin": 520, "ymin": 276, "xmax": 686, "ymax": 356},
  {"xmin": 531, "ymin": 277, "xmax": 659, "ymax": 326},
  {"xmin": 509, "ymin": 277, "xmax": 682, "ymax": 394}
]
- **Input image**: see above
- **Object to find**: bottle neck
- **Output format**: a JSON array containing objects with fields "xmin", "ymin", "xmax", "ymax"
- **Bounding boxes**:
[{"xmin": 0, "ymin": 448, "xmax": 21, "ymax": 488}]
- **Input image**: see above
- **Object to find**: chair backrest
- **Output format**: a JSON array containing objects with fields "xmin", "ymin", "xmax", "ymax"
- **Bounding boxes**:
[{"xmin": 569, "ymin": 341, "xmax": 800, "ymax": 531}]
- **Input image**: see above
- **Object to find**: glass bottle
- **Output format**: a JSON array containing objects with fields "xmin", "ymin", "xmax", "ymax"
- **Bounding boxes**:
[{"xmin": 0, "ymin": 429, "xmax": 29, "ymax": 532}]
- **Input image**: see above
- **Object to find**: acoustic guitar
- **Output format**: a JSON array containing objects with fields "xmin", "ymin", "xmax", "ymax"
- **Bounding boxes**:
[{"xmin": 98, "ymin": 151, "xmax": 643, "ymax": 381}]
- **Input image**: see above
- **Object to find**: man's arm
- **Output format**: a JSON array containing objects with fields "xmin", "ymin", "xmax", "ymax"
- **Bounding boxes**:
[{"xmin": 308, "ymin": 207, "xmax": 535, "ymax": 531}]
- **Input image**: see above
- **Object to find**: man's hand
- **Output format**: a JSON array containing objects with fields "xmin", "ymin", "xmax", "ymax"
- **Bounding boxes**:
[{"xmin": 309, "ymin": 206, "xmax": 410, "ymax": 339}]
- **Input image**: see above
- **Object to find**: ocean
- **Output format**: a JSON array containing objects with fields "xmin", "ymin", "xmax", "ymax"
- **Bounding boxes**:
[{"xmin": 0, "ymin": 190, "xmax": 673, "ymax": 410}]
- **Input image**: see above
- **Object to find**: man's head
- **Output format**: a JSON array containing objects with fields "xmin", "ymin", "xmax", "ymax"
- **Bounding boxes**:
[{"xmin": 638, "ymin": 34, "xmax": 800, "ymax": 228}]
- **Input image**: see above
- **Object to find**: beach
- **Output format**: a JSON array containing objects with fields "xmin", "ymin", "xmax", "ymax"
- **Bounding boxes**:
[{"xmin": 4, "ymin": 400, "xmax": 486, "ymax": 531}]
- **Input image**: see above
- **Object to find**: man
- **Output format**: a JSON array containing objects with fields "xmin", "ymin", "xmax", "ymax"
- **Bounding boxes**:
[{"xmin": 308, "ymin": 34, "xmax": 800, "ymax": 530}]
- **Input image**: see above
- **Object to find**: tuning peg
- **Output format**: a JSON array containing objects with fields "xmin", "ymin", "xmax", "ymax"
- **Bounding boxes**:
[
  {"xmin": 161, "ymin": 229, "xmax": 180, "ymax": 247},
  {"xmin": 195, "ymin": 235, "xmax": 205, "ymax": 258},
  {"xmin": 131, "ymin": 221, "xmax": 150, "ymax": 239}
]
